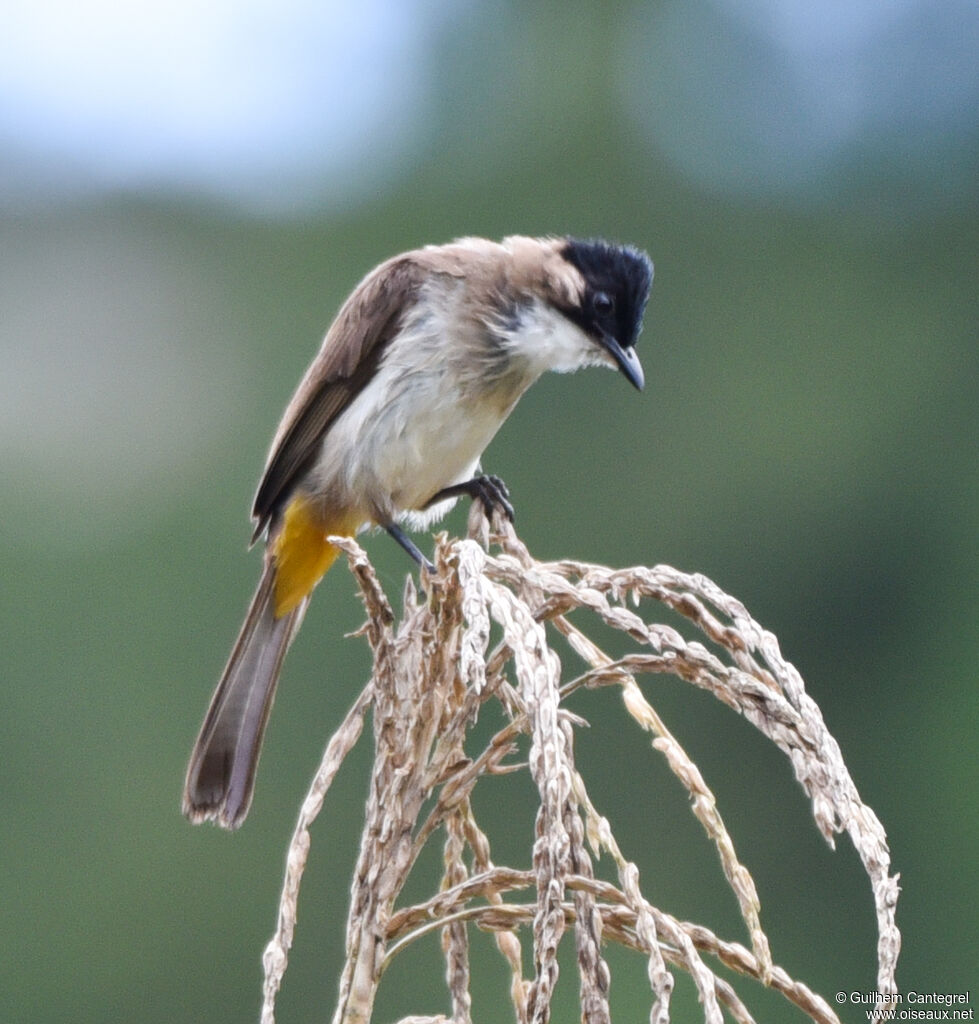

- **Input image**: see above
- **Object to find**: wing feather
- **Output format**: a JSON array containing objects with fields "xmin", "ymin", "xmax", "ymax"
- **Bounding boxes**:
[{"xmin": 250, "ymin": 255, "xmax": 427, "ymax": 540}]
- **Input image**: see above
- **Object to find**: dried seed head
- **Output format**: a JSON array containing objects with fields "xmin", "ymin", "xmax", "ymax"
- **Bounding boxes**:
[{"xmin": 258, "ymin": 516, "xmax": 900, "ymax": 1024}]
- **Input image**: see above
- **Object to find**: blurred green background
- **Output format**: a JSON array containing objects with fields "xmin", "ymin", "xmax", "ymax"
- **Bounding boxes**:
[{"xmin": 2, "ymin": 1, "xmax": 976, "ymax": 1021}]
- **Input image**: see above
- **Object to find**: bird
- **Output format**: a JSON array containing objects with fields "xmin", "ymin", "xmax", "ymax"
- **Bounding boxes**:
[{"xmin": 183, "ymin": 234, "xmax": 653, "ymax": 828}]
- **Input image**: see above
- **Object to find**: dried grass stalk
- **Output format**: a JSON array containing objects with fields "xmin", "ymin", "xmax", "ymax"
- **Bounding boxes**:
[{"xmin": 259, "ymin": 511, "xmax": 901, "ymax": 1023}]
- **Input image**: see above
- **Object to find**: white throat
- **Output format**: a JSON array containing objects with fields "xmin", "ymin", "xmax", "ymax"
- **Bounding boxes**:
[{"xmin": 500, "ymin": 299, "xmax": 613, "ymax": 380}]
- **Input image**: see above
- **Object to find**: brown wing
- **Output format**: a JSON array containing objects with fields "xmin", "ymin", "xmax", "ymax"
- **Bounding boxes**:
[{"xmin": 250, "ymin": 254, "xmax": 428, "ymax": 541}]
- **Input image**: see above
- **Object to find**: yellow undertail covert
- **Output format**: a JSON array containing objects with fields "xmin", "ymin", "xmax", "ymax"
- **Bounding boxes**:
[{"xmin": 271, "ymin": 495, "xmax": 357, "ymax": 617}]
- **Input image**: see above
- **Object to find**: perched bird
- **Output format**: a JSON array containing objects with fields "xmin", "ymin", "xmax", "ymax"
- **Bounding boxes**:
[{"xmin": 183, "ymin": 235, "xmax": 653, "ymax": 828}]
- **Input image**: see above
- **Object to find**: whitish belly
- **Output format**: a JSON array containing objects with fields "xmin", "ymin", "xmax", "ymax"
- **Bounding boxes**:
[{"xmin": 312, "ymin": 362, "xmax": 516, "ymax": 523}]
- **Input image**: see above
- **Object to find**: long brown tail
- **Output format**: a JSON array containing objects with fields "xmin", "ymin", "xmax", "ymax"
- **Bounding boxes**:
[{"xmin": 182, "ymin": 561, "xmax": 307, "ymax": 829}]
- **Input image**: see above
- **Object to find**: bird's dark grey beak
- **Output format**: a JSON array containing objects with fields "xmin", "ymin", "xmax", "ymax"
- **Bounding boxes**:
[{"xmin": 602, "ymin": 333, "xmax": 645, "ymax": 391}]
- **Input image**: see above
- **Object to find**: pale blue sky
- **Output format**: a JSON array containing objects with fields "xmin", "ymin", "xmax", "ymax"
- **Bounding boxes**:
[
  {"xmin": 1, "ymin": 0, "xmax": 975, "ymax": 211},
  {"xmin": 0, "ymin": 0, "xmax": 462, "ymax": 211}
]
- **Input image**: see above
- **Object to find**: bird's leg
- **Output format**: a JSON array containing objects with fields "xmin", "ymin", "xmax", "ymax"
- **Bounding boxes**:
[
  {"xmin": 424, "ymin": 475, "xmax": 515, "ymax": 523},
  {"xmin": 385, "ymin": 523, "xmax": 435, "ymax": 574}
]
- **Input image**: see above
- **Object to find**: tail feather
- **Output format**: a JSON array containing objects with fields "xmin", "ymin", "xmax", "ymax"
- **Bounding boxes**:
[{"xmin": 183, "ymin": 562, "xmax": 307, "ymax": 829}]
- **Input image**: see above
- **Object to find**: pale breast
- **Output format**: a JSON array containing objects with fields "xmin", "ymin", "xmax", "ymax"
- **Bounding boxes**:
[{"xmin": 308, "ymin": 303, "xmax": 528, "ymax": 525}]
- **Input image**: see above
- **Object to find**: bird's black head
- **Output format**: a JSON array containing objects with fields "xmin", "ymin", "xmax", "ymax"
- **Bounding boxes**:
[{"xmin": 561, "ymin": 238, "xmax": 653, "ymax": 390}]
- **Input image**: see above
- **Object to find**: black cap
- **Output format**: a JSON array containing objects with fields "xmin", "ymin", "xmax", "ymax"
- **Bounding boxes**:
[{"xmin": 562, "ymin": 238, "xmax": 653, "ymax": 350}]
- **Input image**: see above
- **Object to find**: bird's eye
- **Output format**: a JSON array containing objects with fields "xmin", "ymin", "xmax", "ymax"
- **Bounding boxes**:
[{"xmin": 593, "ymin": 291, "xmax": 614, "ymax": 315}]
